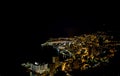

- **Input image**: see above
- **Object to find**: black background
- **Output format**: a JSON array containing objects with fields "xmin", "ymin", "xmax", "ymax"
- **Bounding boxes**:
[{"xmin": 1, "ymin": 9, "xmax": 120, "ymax": 76}]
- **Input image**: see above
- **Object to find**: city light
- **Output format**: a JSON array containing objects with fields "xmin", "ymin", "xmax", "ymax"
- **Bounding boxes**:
[{"xmin": 22, "ymin": 31, "xmax": 120, "ymax": 76}]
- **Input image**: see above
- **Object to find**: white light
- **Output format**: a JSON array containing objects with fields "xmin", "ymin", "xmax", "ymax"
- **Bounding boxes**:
[{"xmin": 35, "ymin": 62, "xmax": 38, "ymax": 65}]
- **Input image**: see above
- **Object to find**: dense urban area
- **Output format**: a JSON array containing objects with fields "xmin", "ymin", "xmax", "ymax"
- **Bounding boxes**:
[{"xmin": 22, "ymin": 32, "xmax": 120, "ymax": 76}]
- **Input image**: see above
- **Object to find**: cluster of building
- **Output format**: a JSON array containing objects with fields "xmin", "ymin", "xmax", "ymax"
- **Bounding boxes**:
[
  {"xmin": 22, "ymin": 32, "xmax": 119, "ymax": 76},
  {"xmin": 21, "ymin": 62, "xmax": 50, "ymax": 76}
]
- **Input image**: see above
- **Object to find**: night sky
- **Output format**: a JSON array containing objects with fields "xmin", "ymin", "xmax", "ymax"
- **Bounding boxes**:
[{"xmin": 1, "ymin": 12, "xmax": 120, "ymax": 76}]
